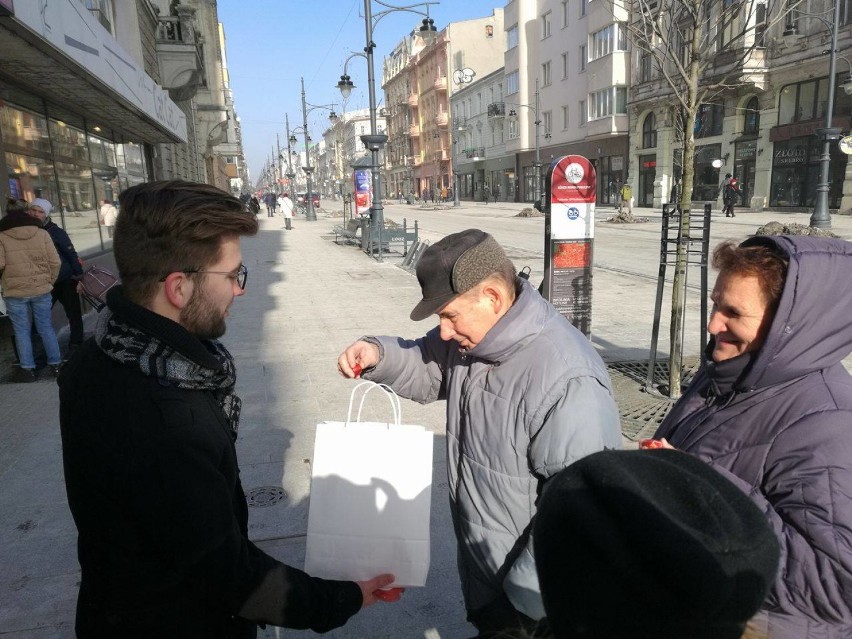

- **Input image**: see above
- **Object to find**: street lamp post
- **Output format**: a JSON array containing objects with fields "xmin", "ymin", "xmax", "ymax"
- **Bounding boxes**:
[
  {"xmin": 784, "ymin": 2, "xmax": 848, "ymax": 229},
  {"xmin": 507, "ymin": 79, "xmax": 542, "ymax": 204},
  {"xmin": 291, "ymin": 77, "xmax": 338, "ymax": 222},
  {"xmin": 452, "ymin": 118, "xmax": 467, "ymax": 207},
  {"xmin": 338, "ymin": 0, "xmax": 438, "ymax": 261}
]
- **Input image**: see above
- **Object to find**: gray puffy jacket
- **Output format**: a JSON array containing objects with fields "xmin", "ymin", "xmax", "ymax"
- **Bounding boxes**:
[
  {"xmin": 656, "ymin": 236, "xmax": 852, "ymax": 638},
  {"xmin": 365, "ymin": 279, "xmax": 622, "ymax": 618}
]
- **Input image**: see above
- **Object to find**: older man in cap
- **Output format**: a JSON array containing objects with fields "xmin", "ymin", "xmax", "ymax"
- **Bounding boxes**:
[{"xmin": 338, "ymin": 229, "xmax": 622, "ymax": 635}]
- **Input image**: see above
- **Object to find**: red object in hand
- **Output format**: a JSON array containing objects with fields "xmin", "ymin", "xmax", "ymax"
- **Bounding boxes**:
[
  {"xmin": 639, "ymin": 438, "xmax": 665, "ymax": 449},
  {"xmin": 352, "ymin": 363, "xmax": 362, "ymax": 378},
  {"xmin": 373, "ymin": 587, "xmax": 404, "ymax": 602}
]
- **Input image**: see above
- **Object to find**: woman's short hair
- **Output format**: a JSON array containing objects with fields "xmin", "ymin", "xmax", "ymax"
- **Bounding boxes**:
[
  {"xmin": 114, "ymin": 180, "xmax": 258, "ymax": 305},
  {"xmin": 712, "ymin": 240, "xmax": 788, "ymax": 310},
  {"xmin": 5, "ymin": 198, "xmax": 29, "ymax": 215}
]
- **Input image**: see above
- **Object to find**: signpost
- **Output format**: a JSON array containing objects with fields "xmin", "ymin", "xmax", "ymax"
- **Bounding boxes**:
[{"xmin": 542, "ymin": 155, "xmax": 596, "ymax": 337}]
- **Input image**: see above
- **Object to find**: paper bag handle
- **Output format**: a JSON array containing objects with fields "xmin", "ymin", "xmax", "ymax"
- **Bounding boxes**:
[{"xmin": 347, "ymin": 381, "xmax": 401, "ymax": 427}]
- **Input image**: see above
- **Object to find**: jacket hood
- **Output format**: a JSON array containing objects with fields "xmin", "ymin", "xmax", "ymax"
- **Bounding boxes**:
[
  {"xmin": 0, "ymin": 211, "xmax": 41, "ymax": 233},
  {"xmin": 739, "ymin": 235, "xmax": 852, "ymax": 389}
]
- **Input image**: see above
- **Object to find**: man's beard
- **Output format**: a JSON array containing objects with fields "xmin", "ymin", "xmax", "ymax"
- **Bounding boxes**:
[{"xmin": 181, "ymin": 284, "xmax": 227, "ymax": 340}]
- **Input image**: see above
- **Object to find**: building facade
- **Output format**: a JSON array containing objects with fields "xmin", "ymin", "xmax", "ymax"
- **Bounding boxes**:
[{"xmin": 628, "ymin": 0, "xmax": 851, "ymax": 212}]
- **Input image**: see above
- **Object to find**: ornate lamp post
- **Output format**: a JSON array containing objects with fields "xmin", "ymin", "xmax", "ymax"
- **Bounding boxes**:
[
  {"xmin": 337, "ymin": 0, "xmax": 438, "ymax": 261},
  {"xmin": 289, "ymin": 77, "xmax": 338, "ymax": 222},
  {"xmin": 507, "ymin": 79, "xmax": 542, "ymax": 204}
]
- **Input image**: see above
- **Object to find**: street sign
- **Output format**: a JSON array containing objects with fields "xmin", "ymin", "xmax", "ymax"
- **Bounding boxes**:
[
  {"xmin": 839, "ymin": 135, "xmax": 852, "ymax": 155},
  {"xmin": 542, "ymin": 155, "xmax": 596, "ymax": 337}
]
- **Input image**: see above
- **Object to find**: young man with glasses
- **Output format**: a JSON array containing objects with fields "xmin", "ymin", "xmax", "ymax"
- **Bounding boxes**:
[{"xmin": 58, "ymin": 180, "xmax": 395, "ymax": 637}]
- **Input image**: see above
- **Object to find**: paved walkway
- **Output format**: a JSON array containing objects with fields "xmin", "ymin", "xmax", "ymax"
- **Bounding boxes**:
[{"xmin": 1, "ymin": 202, "xmax": 850, "ymax": 638}]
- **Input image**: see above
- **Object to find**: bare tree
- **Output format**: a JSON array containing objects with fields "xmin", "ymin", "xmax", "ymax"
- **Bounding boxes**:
[{"xmin": 610, "ymin": 0, "xmax": 794, "ymax": 398}]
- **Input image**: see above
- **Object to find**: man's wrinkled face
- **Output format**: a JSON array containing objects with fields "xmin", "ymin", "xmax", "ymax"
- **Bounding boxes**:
[
  {"xmin": 180, "ymin": 236, "xmax": 244, "ymax": 340},
  {"xmin": 708, "ymin": 272, "xmax": 773, "ymax": 362},
  {"xmin": 436, "ymin": 285, "xmax": 500, "ymax": 351}
]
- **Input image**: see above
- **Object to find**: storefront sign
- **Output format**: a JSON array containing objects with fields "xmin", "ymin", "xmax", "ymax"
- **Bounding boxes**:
[
  {"xmin": 542, "ymin": 155, "xmax": 596, "ymax": 337},
  {"xmin": 10, "ymin": 1, "xmax": 186, "ymax": 141},
  {"xmin": 735, "ymin": 140, "xmax": 757, "ymax": 160},
  {"xmin": 773, "ymin": 146, "xmax": 807, "ymax": 165}
]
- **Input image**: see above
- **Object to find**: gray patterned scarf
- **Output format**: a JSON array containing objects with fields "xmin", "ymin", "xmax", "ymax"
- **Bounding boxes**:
[{"xmin": 94, "ymin": 310, "xmax": 241, "ymax": 435}]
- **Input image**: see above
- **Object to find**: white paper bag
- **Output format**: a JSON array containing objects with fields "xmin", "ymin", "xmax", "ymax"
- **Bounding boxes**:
[{"xmin": 305, "ymin": 382, "xmax": 434, "ymax": 587}]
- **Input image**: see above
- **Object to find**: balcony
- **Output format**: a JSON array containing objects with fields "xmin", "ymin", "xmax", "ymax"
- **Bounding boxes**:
[
  {"xmin": 409, "ymin": 124, "xmax": 421, "ymax": 137},
  {"xmin": 155, "ymin": 10, "xmax": 204, "ymax": 101},
  {"xmin": 464, "ymin": 147, "xmax": 486, "ymax": 160},
  {"xmin": 487, "ymin": 102, "xmax": 506, "ymax": 118},
  {"xmin": 433, "ymin": 150, "xmax": 450, "ymax": 162},
  {"xmin": 453, "ymin": 117, "xmax": 468, "ymax": 131},
  {"xmin": 433, "ymin": 75, "xmax": 448, "ymax": 91},
  {"xmin": 407, "ymin": 93, "xmax": 419, "ymax": 107},
  {"xmin": 434, "ymin": 112, "xmax": 449, "ymax": 127},
  {"xmin": 411, "ymin": 154, "xmax": 423, "ymax": 166}
]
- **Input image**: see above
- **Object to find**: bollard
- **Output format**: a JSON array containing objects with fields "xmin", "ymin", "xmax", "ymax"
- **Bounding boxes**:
[{"xmin": 662, "ymin": 203, "xmax": 670, "ymax": 218}]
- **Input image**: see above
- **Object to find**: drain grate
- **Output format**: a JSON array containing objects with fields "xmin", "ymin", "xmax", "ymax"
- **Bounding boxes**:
[
  {"xmin": 607, "ymin": 358, "xmax": 701, "ymax": 441},
  {"xmin": 245, "ymin": 486, "xmax": 288, "ymax": 508}
]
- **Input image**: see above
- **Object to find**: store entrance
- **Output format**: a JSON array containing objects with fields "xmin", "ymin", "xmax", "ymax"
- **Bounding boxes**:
[{"xmin": 734, "ymin": 159, "xmax": 755, "ymax": 208}]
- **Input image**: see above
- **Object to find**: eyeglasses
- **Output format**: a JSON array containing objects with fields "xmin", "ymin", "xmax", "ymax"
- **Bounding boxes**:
[{"xmin": 159, "ymin": 263, "xmax": 248, "ymax": 290}]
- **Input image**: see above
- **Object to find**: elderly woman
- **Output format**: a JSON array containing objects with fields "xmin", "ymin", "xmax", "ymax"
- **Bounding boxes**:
[{"xmin": 654, "ymin": 236, "xmax": 852, "ymax": 637}]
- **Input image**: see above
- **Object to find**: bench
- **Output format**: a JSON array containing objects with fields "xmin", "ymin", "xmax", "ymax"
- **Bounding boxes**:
[
  {"xmin": 332, "ymin": 218, "xmax": 364, "ymax": 245},
  {"xmin": 363, "ymin": 218, "xmax": 419, "ymax": 257}
]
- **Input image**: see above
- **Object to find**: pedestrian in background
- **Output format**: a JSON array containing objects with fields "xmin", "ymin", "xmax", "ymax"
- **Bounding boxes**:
[
  {"xmin": 534, "ymin": 449, "xmax": 780, "ymax": 639},
  {"xmin": 279, "ymin": 191, "xmax": 294, "ymax": 230},
  {"xmin": 669, "ymin": 174, "xmax": 682, "ymax": 216},
  {"xmin": 28, "ymin": 198, "xmax": 85, "ymax": 357},
  {"xmin": 338, "ymin": 229, "xmax": 622, "ymax": 635},
  {"xmin": 248, "ymin": 194, "xmax": 260, "ymax": 215},
  {"xmin": 618, "ymin": 180, "xmax": 633, "ymax": 216},
  {"xmin": 483, "ymin": 184, "xmax": 490, "ymax": 205},
  {"xmin": 655, "ymin": 236, "xmax": 852, "ymax": 637},
  {"xmin": 59, "ymin": 180, "xmax": 397, "ymax": 637},
  {"xmin": 721, "ymin": 173, "xmax": 740, "ymax": 217},
  {"xmin": 99, "ymin": 199, "xmax": 117, "ymax": 238},
  {"xmin": 0, "ymin": 198, "xmax": 62, "ymax": 382}
]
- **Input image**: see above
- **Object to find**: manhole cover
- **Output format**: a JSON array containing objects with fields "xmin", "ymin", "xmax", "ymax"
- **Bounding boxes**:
[
  {"xmin": 245, "ymin": 486, "xmax": 288, "ymax": 508},
  {"xmin": 607, "ymin": 358, "xmax": 701, "ymax": 441}
]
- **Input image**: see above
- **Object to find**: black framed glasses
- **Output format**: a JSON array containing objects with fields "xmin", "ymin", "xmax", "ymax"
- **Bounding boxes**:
[{"xmin": 159, "ymin": 263, "xmax": 248, "ymax": 290}]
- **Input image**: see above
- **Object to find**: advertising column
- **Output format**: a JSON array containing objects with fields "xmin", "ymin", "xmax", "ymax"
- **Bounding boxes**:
[
  {"xmin": 353, "ymin": 169, "xmax": 372, "ymax": 218},
  {"xmin": 542, "ymin": 155, "xmax": 596, "ymax": 337}
]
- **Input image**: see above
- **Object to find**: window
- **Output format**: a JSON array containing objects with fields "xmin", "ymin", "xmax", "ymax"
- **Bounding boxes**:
[
  {"xmin": 542, "ymin": 61, "xmax": 552, "ymax": 87},
  {"xmin": 754, "ymin": 1, "xmax": 767, "ymax": 47},
  {"xmin": 589, "ymin": 24, "xmax": 628, "ymax": 61},
  {"xmin": 579, "ymin": 100, "xmax": 587, "ymax": 125},
  {"xmin": 580, "ymin": 0, "xmax": 587, "ymax": 17},
  {"xmin": 778, "ymin": 77, "xmax": 851, "ymax": 125},
  {"xmin": 508, "ymin": 117, "xmax": 519, "ymax": 139},
  {"xmin": 542, "ymin": 11, "xmax": 552, "ymax": 39},
  {"xmin": 84, "ymin": 0, "xmax": 113, "ymax": 33},
  {"xmin": 695, "ymin": 103, "xmax": 724, "ymax": 137},
  {"xmin": 507, "ymin": 24, "xmax": 519, "ymax": 49},
  {"xmin": 562, "ymin": 105, "xmax": 569, "ymax": 129},
  {"xmin": 743, "ymin": 96, "xmax": 760, "ymax": 134},
  {"xmin": 562, "ymin": 52, "xmax": 569, "ymax": 79},
  {"xmin": 642, "ymin": 112, "xmax": 657, "ymax": 148},
  {"xmin": 543, "ymin": 111, "xmax": 552, "ymax": 136},
  {"xmin": 507, "ymin": 70, "xmax": 519, "ymax": 95},
  {"xmin": 843, "ymin": 0, "xmax": 852, "ymax": 25},
  {"xmin": 562, "ymin": 0, "xmax": 570, "ymax": 27},
  {"xmin": 589, "ymin": 87, "xmax": 628, "ymax": 119},
  {"xmin": 639, "ymin": 51, "xmax": 653, "ymax": 82},
  {"xmin": 579, "ymin": 44, "xmax": 586, "ymax": 71}
]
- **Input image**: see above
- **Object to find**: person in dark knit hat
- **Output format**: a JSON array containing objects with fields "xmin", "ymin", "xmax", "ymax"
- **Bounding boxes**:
[
  {"xmin": 534, "ymin": 449, "xmax": 780, "ymax": 639},
  {"xmin": 338, "ymin": 229, "xmax": 622, "ymax": 635}
]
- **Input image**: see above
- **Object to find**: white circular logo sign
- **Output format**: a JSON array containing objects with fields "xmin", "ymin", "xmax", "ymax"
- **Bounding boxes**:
[
  {"xmin": 567, "ymin": 207, "xmax": 580, "ymax": 220},
  {"xmin": 839, "ymin": 135, "xmax": 852, "ymax": 155},
  {"xmin": 564, "ymin": 163, "xmax": 585, "ymax": 184}
]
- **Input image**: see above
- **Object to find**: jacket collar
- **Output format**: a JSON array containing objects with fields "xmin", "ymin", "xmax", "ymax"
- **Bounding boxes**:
[{"xmin": 0, "ymin": 211, "xmax": 41, "ymax": 233}]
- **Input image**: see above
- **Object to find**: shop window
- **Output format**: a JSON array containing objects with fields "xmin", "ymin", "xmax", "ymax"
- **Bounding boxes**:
[
  {"xmin": 1, "ymin": 104, "xmax": 51, "ymax": 154},
  {"xmin": 743, "ymin": 97, "xmax": 760, "ymax": 135},
  {"xmin": 692, "ymin": 144, "xmax": 722, "ymax": 200},
  {"xmin": 49, "ymin": 120, "xmax": 90, "ymax": 162},
  {"xmin": 5, "ymin": 152, "xmax": 58, "ymax": 204},
  {"xmin": 642, "ymin": 112, "xmax": 657, "ymax": 148}
]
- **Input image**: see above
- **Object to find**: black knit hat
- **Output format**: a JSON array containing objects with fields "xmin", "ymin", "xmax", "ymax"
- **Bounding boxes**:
[
  {"xmin": 410, "ymin": 229, "xmax": 515, "ymax": 321},
  {"xmin": 534, "ymin": 449, "xmax": 780, "ymax": 639}
]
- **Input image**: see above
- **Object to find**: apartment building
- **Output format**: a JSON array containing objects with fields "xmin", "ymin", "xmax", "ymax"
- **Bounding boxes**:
[
  {"xmin": 628, "ymin": 0, "xmax": 851, "ymax": 211},
  {"xmin": 504, "ymin": 0, "xmax": 630, "ymax": 204},
  {"xmin": 382, "ymin": 9, "xmax": 505, "ymax": 198}
]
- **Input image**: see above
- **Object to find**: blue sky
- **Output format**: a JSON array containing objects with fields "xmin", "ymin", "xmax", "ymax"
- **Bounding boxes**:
[{"xmin": 217, "ymin": 0, "xmax": 505, "ymax": 186}]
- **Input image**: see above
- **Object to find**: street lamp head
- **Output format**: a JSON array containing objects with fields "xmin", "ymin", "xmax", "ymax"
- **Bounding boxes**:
[
  {"xmin": 507, "ymin": 108, "xmax": 518, "ymax": 123},
  {"xmin": 289, "ymin": 134, "xmax": 297, "ymax": 145},
  {"xmin": 842, "ymin": 76, "xmax": 852, "ymax": 96},
  {"xmin": 361, "ymin": 133, "xmax": 388, "ymax": 152},
  {"xmin": 329, "ymin": 110, "xmax": 339, "ymax": 124},
  {"xmin": 782, "ymin": 23, "xmax": 799, "ymax": 36},
  {"xmin": 419, "ymin": 17, "xmax": 437, "ymax": 43},
  {"xmin": 337, "ymin": 74, "xmax": 354, "ymax": 100}
]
